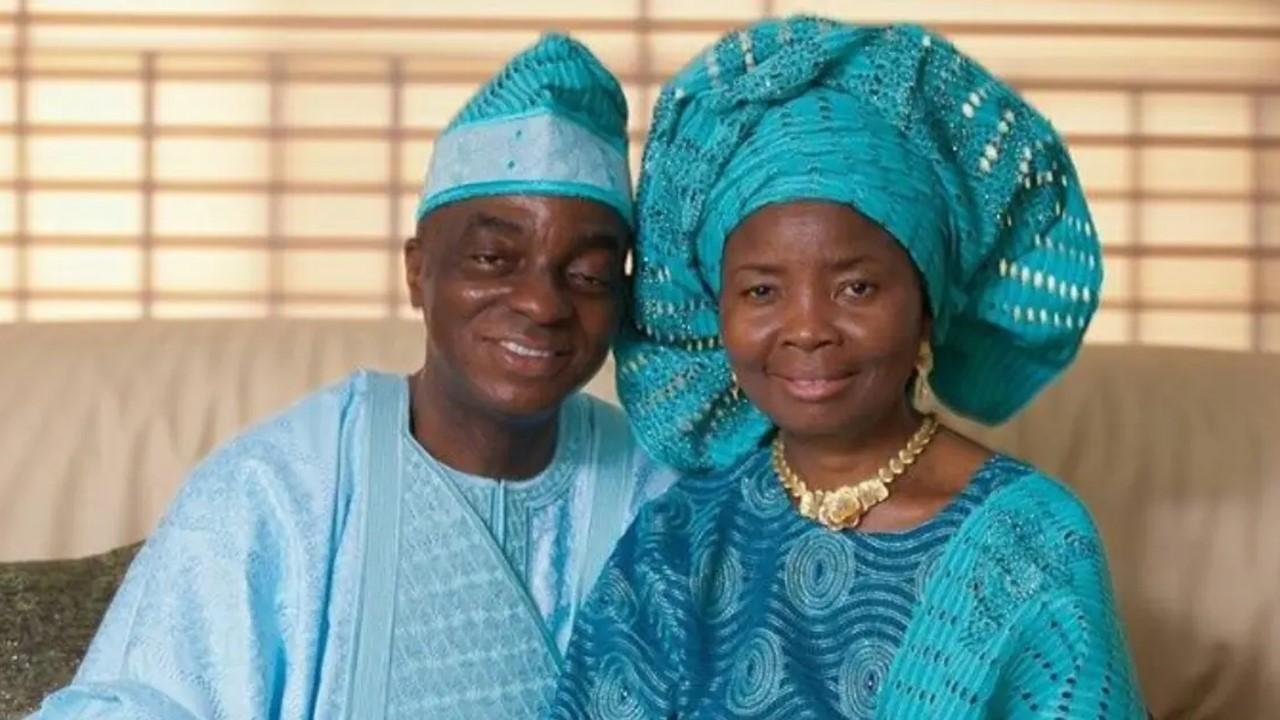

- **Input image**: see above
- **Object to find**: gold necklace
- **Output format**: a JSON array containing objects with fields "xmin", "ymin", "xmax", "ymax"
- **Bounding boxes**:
[{"xmin": 771, "ymin": 415, "xmax": 940, "ymax": 532}]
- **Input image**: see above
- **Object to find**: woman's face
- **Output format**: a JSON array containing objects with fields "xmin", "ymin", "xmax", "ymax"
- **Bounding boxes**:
[{"xmin": 719, "ymin": 201, "xmax": 928, "ymax": 441}]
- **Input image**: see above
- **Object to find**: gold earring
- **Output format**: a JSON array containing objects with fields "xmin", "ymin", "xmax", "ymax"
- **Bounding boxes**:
[
  {"xmin": 913, "ymin": 340, "xmax": 934, "ymax": 408},
  {"xmin": 729, "ymin": 368, "xmax": 743, "ymax": 400}
]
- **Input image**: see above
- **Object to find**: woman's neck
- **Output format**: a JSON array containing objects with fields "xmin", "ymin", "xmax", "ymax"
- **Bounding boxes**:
[
  {"xmin": 409, "ymin": 369, "xmax": 560, "ymax": 480},
  {"xmin": 779, "ymin": 402, "xmax": 924, "ymax": 493}
]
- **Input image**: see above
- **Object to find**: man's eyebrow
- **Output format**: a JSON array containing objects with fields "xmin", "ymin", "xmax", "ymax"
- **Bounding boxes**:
[
  {"xmin": 731, "ymin": 262, "xmax": 782, "ymax": 275},
  {"xmin": 573, "ymin": 230, "xmax": 626, "ymax": 252},
  {"xmin": 461, "ymin": 212, "xmax": 527, "ymax": 238}
]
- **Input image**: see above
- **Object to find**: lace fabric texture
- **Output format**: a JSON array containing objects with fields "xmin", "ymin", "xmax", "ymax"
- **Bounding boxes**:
[
  {"xmin": 415, "ymin": 34, "xmax": 633, "ymax": 225},
  {"xmin": 551, "ymin": 453, "xmax": 1146, "ymax": 719},
  {"xmin": 32, "ymin": 372, "xmax": 673, "ymax": 720}
]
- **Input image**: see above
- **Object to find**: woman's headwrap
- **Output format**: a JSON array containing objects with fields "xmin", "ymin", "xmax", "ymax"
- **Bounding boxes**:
[{"xmin": 618, "ymin": 18, "xmax": 1103, "ymax": 472}]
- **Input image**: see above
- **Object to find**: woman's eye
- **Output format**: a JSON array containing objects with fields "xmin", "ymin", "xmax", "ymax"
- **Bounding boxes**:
[
  {"xmin": 744, "ymin": 284, "xmax": 775, "ymax": 300},
  {"xmin": 471, "ymin": 253, "xmax": 503, "ymax": 268},
  {"xmin": 841, "ymin": 281, "xmax": 876, "ymax": 298}
]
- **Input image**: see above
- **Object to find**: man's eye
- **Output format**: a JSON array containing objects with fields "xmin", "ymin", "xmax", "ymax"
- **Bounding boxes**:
[{"xmin": 569, "ymin": 271, "xmax": 610, "ymax": 290}]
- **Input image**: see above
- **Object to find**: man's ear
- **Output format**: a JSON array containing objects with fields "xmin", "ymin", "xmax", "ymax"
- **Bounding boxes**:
[
  {"xmin": 404, "ymin": 234, "xmax": 426, "ymax": 310},
  {"xmin": 406, "ymin": 211, "xmax": 448, "ymax": 310}
]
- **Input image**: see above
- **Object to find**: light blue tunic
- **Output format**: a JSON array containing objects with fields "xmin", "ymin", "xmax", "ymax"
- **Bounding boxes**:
[{"xmin": 35, "ymin": 371, "xmax": 672, "ymax": 719}]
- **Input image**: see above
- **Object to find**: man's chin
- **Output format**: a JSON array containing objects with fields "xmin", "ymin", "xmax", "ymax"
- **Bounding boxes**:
[{"xmin": 477, "ymin": 379, "xmax": 579, "ymax": 421}]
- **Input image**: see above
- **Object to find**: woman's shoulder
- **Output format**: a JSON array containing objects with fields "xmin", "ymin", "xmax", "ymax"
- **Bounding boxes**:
[
  {"xmin": 977, "ymin": 456, "xmax": 1100, "ymax": 536},
  {"xmin": 893, "ymin": 459, "xmax": 1144, "ymax": 719},
  {"xmin": 944, "ymin": 457, "xmax": 1112, "ymax": 612}
]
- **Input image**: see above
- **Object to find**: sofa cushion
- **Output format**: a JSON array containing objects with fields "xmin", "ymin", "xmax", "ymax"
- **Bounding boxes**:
[{"xmin": 0, "ymin": 543, "xmax": 140, "ymax": 717}]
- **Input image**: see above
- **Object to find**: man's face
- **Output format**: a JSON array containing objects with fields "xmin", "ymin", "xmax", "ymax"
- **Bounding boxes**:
[{"xmin": 405, "ymin": 195, "xmax": 630, "ymax": 421}]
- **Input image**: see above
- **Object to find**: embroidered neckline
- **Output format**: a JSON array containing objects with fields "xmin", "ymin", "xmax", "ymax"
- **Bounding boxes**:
[{"xmin": 396, "ymin": 375, "xmax": 584, "ymax": 502}]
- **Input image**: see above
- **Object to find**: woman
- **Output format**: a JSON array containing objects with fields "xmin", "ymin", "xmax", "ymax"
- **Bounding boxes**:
[{"xmin": 550, "ymin": 17, "xmax": 1145, "ymax": 719}]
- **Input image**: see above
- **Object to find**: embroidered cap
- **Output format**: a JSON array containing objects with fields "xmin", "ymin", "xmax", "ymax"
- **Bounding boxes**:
[
  {"xmin": 416, "ymin": 34, "xmax": 634, "ymax": 227},
  {"xmin": 618, "ymin": 18, "xmax": 1104, "ymax": 472}
]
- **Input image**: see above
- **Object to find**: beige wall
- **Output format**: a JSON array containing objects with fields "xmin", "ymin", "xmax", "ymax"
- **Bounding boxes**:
[{"xmin": 2, "ymin": 0, "xmax": 1279, "ymax": 350}]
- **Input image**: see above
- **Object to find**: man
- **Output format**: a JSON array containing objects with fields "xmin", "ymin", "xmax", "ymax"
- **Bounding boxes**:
[{"xmin": 36, "ymin": 34, "xmax": 670, "ymax": 719}]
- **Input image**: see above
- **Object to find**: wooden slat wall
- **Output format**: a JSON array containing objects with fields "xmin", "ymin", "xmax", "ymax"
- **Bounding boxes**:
[{"xmin": 2, "ymin": 0, "xmax": 1278, "ymax": 350}]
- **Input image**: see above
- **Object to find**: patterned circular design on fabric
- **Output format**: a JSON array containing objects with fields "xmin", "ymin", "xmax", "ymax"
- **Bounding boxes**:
[
  {"xmin": 589, "ymin": 566, "xmax": 639, "ymax": 623},
  {"xmin": 691, "ymin": 546, "xmax": 743, "ymax": 624},
  {"xmin": 913, "ymin": 545, "xmax": 945, "ymax": 597},
  {"xmin": 724, "ymin": 628, "xmax": 785, "ymax": 714},
  {"xmin": 646, "ymin": 492, "xmax": 694, "ymax": 536},
  {"xmin": 783, "ymin": 531, "xmax": 858, "ymax": 614},
  {"xmin": 590, "ymin": 654, "xmax": 650, "ymax": 720},
  {"xmin": 837, "ymin": 638, "xmax": 896, "ymax": 718},
  {"xmin": 740, "ymin": 461, "xmax": 792, "ymax": 519}
]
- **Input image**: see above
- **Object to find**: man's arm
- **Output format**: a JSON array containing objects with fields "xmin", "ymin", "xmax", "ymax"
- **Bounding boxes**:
[{"xmin": 33, "ymin": 443, "xmax": 309, "ymax": 720}]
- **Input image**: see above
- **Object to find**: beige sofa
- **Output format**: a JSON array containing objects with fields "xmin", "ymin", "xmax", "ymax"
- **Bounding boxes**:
[{"xmin": 1, "ymin": 319, "xmax": 1277, "ymax": 719}]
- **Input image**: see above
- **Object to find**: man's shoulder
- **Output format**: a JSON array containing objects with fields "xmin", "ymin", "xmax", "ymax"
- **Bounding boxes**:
[
  {"xmin": 216, "ymin": 370, "xmax": 372, "ymax": 465},
  {"xmin": 169, "ymin": 371, "xmax": 375, "ymax": 530}
]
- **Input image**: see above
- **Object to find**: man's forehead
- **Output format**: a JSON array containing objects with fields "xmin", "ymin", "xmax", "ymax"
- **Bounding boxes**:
[{"xmin": 428, "ymin": 195, "xmax": 629, "ymax": 243}]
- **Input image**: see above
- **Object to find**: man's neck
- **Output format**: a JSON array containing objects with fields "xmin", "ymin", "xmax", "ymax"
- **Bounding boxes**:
[{"xmin": 408, "ymin": 369, "xmax": 560, "ymax": 480}]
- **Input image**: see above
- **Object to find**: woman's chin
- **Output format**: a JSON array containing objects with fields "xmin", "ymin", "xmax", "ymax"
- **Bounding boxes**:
[{"xmin": 766, "ymin": 406, "xmax": 854, "ymax": 440}]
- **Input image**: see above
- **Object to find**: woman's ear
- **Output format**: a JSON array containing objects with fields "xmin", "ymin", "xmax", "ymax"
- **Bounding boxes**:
[{"xmin": 919, "ymin": 311, "xmax": 933, "ymax": 345}]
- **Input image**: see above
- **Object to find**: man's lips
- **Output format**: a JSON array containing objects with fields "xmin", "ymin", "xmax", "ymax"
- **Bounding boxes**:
[
  {"xmin": 495, "ymin": 339, "xmax": 565, "ymax": 358},
  {"xmin": 487, "ymin": 337, "xmax": 573, "ymax": 378}
]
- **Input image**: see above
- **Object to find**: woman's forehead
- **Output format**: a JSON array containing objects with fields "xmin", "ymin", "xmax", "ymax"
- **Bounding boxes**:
[{"xmin": 724, "ymin": 202, "xmax": 908, "ymax": 266}]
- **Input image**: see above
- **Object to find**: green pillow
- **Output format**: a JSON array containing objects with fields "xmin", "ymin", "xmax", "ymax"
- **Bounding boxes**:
[{"xmin": 0, "ymin": 543, "xmax": 141, "ymax": 717}]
